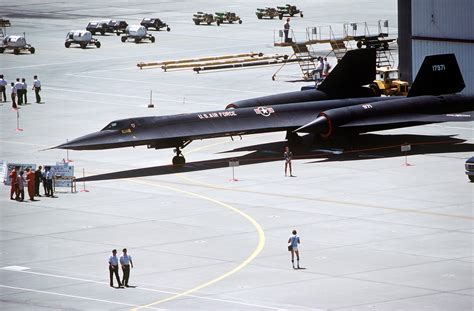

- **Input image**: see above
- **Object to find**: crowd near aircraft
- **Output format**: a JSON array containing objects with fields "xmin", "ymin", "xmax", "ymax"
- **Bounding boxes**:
[{"xmin": 56, "ymin": 50, "xmax": 473, "ymax": 165}]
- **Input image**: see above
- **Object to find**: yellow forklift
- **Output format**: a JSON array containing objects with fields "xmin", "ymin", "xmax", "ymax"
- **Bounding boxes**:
[{"xmin": 370, "ymin": 67, "xmax": 409, "ymax": 96}]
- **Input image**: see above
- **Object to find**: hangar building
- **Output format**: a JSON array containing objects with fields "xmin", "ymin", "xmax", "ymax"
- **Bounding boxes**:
[{"xmin": 398, "ymin": 0, "xmax": 474, "ymax": 95}]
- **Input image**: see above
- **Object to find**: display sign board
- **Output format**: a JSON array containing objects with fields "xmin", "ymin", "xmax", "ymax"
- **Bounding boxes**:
[
  {"xmin": 51, "ymin": 163, "xmax": 74, "ymax": 188},
  {"xmin": 229, "ymin": 160, "xmax": 239, "ymax": 167}
]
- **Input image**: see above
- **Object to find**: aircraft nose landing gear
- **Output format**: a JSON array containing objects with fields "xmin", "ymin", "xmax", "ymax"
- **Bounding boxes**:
[{"xmin": 172, "ymin": 147, "xmax": 186, "ymax": 166}]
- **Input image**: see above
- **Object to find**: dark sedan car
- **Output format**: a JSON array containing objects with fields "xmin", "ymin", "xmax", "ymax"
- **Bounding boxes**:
[
  {"xmin": 140, "ymin": 18, "xmax": 170, "ymax": 31},
  {"xmin": 465, "ymin": 157, "xmax": 474, "ymax": 182}
]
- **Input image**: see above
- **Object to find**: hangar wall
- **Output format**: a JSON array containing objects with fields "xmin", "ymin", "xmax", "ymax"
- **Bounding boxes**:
[{"xmin": 410, "ymin": 0, "xmax": 474, "ymax": 95}]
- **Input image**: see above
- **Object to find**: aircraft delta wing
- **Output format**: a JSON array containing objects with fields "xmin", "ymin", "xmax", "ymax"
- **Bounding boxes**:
[{"xmin": 57, "ymin": 53, "xmax": 474, "ymax": 165}]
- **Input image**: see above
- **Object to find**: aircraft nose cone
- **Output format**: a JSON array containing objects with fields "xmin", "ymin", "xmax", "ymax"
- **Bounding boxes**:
[{"xmin": 54, "ymin": 131, "xmax": 112, "ymax": 150}]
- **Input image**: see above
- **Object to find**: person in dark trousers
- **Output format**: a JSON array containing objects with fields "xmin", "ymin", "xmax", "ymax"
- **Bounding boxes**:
[
  {"xmin": 10, "ymin": 82, "xmax": 17, "ymax": 110},
  {"xmin": 0, "ymin": 74, "xmax": 7, "ymax": 102},
  {"xmin": 284, "ymin": 146, "xmax": 294, "ymax": 177},
  {"xmin": 288, "ymin": 229, "xmax": 301, "ymax": 269},
  {"xmin": 120, "ymin": 248, "xmax": 133, "ymax": 287},
  {"xmin": 35, "ymin": 165, "xmax": 43, "ymax": 197},
  {"xmin": 109, "ymin": 249, "xmax": 122, "ymax": 288},
  {"xmin": 15, "ymin": 78, "xmax": 23, "ymax": 105},
  {"xmin": 284, "ymin": 18, "xmax": 291, "ymax": 43},
  {"xmin": 33, "ymin": 75, "xmax": 41, "ymax": 103},
  {"xmin": 21, "ymin": 78, "xmax": 28, "ymax": 104},
  {"xmin": 16, "ymin": 171, "xmax": 26, "ymax": 202},
  {"xmin": 44, "ymin": 166, "xmax": 54, "ymax": 197}
]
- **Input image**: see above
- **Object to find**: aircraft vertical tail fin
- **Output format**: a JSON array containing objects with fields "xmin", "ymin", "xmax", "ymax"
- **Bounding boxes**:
[
  {"xmin": 317, "ymin": 48, "xmax": 376, "ymax": 96},
  {"xmin": 407, "ymin": 54, "xmax": 465, "ymax": 97}
]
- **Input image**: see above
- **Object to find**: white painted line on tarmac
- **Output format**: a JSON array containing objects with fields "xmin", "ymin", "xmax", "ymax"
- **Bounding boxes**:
[
  {"xmin": 0, "ymin": 284, "xmax": 153, "ymax": 309},
  {"xmin": 0, "ymin": 269, "xmax": 284, "ymax": 310},
  {"xmin": 2, "ymin": 266, "xmax": 30, "ymax": 271}
]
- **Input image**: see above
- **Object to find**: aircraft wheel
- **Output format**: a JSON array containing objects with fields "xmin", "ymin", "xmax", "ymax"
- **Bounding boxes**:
[
  {"xmin": 469, "ymin": 176, "xmax": 474, "ymax": 182},
  {"xmin": 369, "ymin": 83, "xmax": 381, "ymax": 97},
  {"xmin": 172, "ymin": 155, "xmax": 186, "ymax": 166}
]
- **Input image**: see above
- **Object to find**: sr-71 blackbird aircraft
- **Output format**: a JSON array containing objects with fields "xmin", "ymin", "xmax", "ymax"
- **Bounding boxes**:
[{"xmin": 57, "ymin": 51, "xmax": 473, "ymax": 165}]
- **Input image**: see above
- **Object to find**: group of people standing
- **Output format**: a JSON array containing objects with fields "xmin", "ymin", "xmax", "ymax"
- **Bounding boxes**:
[
  {"xmin": 109, "ymin": 248, "xmax": 134, "ymax": 288},
  {"xmin": 8, "ymin": 165, "xmax": 54, "ymax": 202},
  {"xmin": 0, "ymin": 74, "xmax": 42, "ymax": 110}
]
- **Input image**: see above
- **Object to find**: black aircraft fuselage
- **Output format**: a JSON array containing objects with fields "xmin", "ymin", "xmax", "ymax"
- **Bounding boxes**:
[{"xmin": 56, "ymin": 53, "xmax": 474, "ymax": 165}]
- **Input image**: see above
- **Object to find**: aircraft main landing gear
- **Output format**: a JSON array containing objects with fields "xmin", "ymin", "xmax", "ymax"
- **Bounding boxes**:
[{"xmin": 172, "ymin": 147, "xmax": 186, "ymax": 166}]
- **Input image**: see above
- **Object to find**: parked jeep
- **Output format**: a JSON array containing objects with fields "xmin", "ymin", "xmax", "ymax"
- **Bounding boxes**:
[
  {"xmin": 214, "ymin": 12, "xmax": 242, "ymax": 24},
  {"xmin": 140, "ymin": 18, "xmax": 170, "ymax": 31},
  {"xmin": 121, "ymin": 25, "xmax": 155, "ymax": 43},
  {"xmin": 86, "ymin": 21, "xmax": 108, "ymax": 35},
  {"xmin": 106, "ymin": 20, "xmax": 128, "ymax": 35},
  {"xmin": 65, "ymin": 30, "xmax": 101, "ymax": 49},
  {"xmin": 193, "ymin": 12, "xmax": 220, "ymax": 25},
  {"xmin": 0, "ymin": 35, "xmax": 35, "ymax": 54}
]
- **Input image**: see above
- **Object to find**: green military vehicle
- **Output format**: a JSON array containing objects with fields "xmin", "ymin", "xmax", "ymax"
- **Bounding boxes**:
[
  {"xmin": 214, "ymin": 12, "xmax": 242, "ymax": 24},
  {"xmin": 193, "ymin": 12, "xmax": 220, "ymax": 26},
  {"xmin": 277, "ymin": 4, "xmax": 303, "ymax": 19},
  {"xmin": 256, "ymin": 7, "xmax": 280, "ymax": 19}
]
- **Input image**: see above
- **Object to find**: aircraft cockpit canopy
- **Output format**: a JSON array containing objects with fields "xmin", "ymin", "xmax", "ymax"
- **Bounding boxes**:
[{"xmin": 101, "ymin": 119, "xmax": 137, "ymax": 131}]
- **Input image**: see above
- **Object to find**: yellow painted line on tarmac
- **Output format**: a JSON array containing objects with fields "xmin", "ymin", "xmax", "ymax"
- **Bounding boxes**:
[
  {"xmin": 176, "ymin": 175, "xmax": 474, "ymax": 221},
  {"xmin": 129, "ymin": 177, "xmax": 265, "ymax": 310}
]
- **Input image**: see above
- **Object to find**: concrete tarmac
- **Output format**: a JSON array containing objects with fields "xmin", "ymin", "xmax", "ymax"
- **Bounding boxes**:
[{"xmin": 1, "ymin": 1, "xmax": 473, "ymax": 310}]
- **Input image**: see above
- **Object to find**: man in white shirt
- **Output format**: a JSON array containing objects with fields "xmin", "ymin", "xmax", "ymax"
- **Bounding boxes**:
[
  {"xmin": 33, "ymin": 75, "xmax": 41, "ymax": 103},
  {"xmin": 120, "ymin": 248, "xmax": 134, "ymax": 287},
  {"xmin": 10, "ymin": 82, "xmax": 17, "ymax": 109},
  {"xmin": 21, "ymin": 78, "xmax": 28, "ymax": 104},
  {"xmin": 109, "ymin": 249, "xmax": 123, "ymax": 288},
  {"xmin": 0, "ymin": 74, "xmax": 7, "ymax": 102},
  {"xmin": 15, "ymin": 78, "xmax": 23, "ymax": 105}
]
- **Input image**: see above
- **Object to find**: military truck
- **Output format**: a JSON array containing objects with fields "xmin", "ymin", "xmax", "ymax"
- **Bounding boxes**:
[
  {"xmin": 277, "ymin": 4, "xmax": 303, "ymax": 18},
  {"xmin": 0, "ymin": 35, "xmax": 35, "ymax": 54},
  {"xmin": 121, "ymin": 25, "xmax": 155, "ymax": 43},
  {"xmin": 193, "ymin": 12, "xmax": 220, "ymax": 25},
  {"xmin": 140, "ymin": 18, "xmax": 170, "ymax": 31},
  {"xmin": 214, "ymin": 12, "xmax": 242, "ymax": 24},
  {"xmin": 256, "ymin": 7, "xmax": 280, "ymax": 19},
  {"xmin": 65, "ymin": 30, "xmax": 101, "ymax": 49},
  {"xmin": 369, "ymin": 67, "xmax": 409, "ymax": 96}
]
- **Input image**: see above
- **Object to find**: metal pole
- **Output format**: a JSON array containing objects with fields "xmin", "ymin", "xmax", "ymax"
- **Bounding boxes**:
[{"xmin": 80, "ymin": 168, "xmax": 89, "ymax": 192}]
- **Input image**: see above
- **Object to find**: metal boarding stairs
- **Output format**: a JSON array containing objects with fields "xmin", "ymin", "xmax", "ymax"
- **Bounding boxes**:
[
  {"xmin": 305, "ymin": 25, "xmax": 352, "ymax": 61},
  {"xmin": 272, "ymin": 29, "xmax": 317, "ymax": 80}
]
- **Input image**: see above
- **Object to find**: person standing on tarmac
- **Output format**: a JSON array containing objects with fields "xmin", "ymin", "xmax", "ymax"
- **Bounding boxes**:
[
  {"xmin": 288, "ymin": 229, "xmax": 301, "ymax": 269},
  {"xmin": 0, "ymin": 74, "xmax": 7, "ymax": 102},
  {"xmin": 21, "ymin": 78, "xmax": 28, "ymax": 104},
  {"xmin": 15, "ymin": 78, "xmax": 23, "ymax": 105},
  {"xmin": 16, "ymin": 171, "xmax": 26, "ymax": 202},
  {"xmin": 10, "ymin": 82, "xmax": 17, "ymax": 110},
  {"xmin": 35, "ymin": 166, "xmax": 43, "ymax": 197},
  {"xmin": 120, "ymin": 248, "xmax": 133, "ymax": 287},
  {"xmin": 25, "ymin": 168, "xmax": 36, "ymax": 201},
  {"xmin": 33, "ymin": 75, "xmax": 41, "ymax": 103},
  {"xmin": 284, "ymin": 146, "xmax": 294, "ymax": 177},
  {"xmin": 9, "ymin": 166, "xmax": 19, "ymax": 200},
  {"xmin": 109, "ymin": 249, "xmax": 122, "ymax": 288},
  {"xmin": 284, "ymin": 18, "xmax": 291, "ymax": 43}
]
